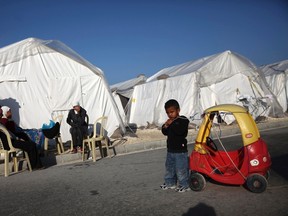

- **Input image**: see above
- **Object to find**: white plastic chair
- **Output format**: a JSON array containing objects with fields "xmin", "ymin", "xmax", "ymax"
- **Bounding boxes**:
[
  {"xmin": 0, "ymin": 125, "xmax": 32, "ymax": 177},
  {"xmin": 82, "ymin": 116, "xmax": 109, "ymax": 162},
  {"xmin": 43, "ymin": 115, "xmax": 65, "ymax": 155}
]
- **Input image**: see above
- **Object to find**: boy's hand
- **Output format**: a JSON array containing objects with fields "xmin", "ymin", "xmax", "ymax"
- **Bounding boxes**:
[{"xmin": 163, "ymin": 119, "xmax": 173, "ymax": 128}]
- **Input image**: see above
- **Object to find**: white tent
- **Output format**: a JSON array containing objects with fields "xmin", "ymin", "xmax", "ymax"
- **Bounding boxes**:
[
  {"xmin": 0, "ymin": 38, "xmax": 125, "ymax": 142},
  {"xmin": 111, "ymin": 74, "xmax": 146, "ymax": 124},
  {"xmin": 128, "ymin": 50, "xmax": 284, "ymax": 127},
  {"xmin": 261, "ymin": 59, "xmax": 288, "ymax": 112}
]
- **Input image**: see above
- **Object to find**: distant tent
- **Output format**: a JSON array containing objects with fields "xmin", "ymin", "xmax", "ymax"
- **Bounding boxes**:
[
  {"xmin": 0, "ymin": 37, "xmax": 125, "ymax": 142},
  {"xmin": 261, "ymin": 59, "xmax": 288, "ymax": 112},
  {"xmin": 127, "ymin": 50, "xmax": 284, "ymax": 127},
  {"xmin": 111, "ymin": 74, "xmax": 146, "ymax": 123}
]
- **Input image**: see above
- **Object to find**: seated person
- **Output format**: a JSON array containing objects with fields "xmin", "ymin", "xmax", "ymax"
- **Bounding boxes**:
[
  {"xmin": 0, "ymin": 106, "xmax": 44, "ymax": 149},
  {"xmin": 66, "ymin": 101, "xmax": 88, "ymax": 153},
  {"xmin": 0, "ymin": 107, "xmax": 43, "ymax": 170}
]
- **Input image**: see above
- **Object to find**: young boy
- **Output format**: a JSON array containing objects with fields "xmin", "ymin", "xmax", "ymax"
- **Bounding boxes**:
[{"xmin": 160, "ymin": 99, "xmax": 190, "ymax": 192}]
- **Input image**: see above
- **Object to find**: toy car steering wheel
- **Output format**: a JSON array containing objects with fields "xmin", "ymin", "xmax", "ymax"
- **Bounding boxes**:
[{"xmin": 206, "ymin": 137, "xmax": 218, "ymax": 151}]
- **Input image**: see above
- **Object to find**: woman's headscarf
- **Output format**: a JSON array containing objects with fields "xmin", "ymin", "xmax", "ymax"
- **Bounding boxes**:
[{"xmin": 1, "ymin": 106, "xmax": 11, "ymax": 118}]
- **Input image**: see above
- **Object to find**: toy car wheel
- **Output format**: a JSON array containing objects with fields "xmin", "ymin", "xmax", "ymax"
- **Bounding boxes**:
[
  {"xmin": 246, "ymin": 173, "xmax": 268, "ymax": 193},
  {"xmin": 189, "ymin": 172, "xmax": 206, "ymax": 191},
  {"xmin": 264, "ymin": 170, "xmax": 270, "ymax": 180}
]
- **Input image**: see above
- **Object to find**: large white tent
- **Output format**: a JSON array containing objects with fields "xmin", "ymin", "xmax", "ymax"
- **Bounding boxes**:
[
  {"xmin": 261, "ymin": 59, "xmax": 288, "ymax": 112},
  {"xmin": 128, "ymin": 50, "xmax": 284, "ymax": 127},
  {"xmin": 0, "ymin": 38, "xmax": 125, "ymax": 142}
]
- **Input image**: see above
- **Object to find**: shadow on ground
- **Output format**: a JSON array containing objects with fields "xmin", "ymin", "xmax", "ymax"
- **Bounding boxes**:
[
  {"xmin": 270, "ymin": 153, "xmax": 288, "ymax": 181},
  {"xmin": 182, "ymin": 202, "xmax": 216, "ymax": 216}
]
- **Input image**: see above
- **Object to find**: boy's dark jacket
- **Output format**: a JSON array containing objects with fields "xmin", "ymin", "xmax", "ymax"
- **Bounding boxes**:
[{"xmin": 161, "ymin": 116, "xmax": 189, "ymax": 153}]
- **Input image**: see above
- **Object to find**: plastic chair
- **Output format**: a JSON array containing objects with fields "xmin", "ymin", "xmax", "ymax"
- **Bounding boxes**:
[
  {"xmin": 0, "ymin": 125, "xmax": 32, "ymax": 177},
  {"xmin": 43, "ymin": 115, "xmax": 64, "ymax": 155},
  {"xmin": 82, "ymin": 116, "xmax": 110, "ymax": 162}
]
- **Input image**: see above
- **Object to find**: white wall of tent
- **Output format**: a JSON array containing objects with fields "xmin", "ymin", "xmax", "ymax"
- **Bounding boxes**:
[{"xmin": 261, "ymin": 60, "xmax": 288, "ymax": 113}]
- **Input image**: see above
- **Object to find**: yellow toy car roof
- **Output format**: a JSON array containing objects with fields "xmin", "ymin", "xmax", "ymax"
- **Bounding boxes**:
[
  {"xmin": 204, "ymin": 104, "xmax": 248, "ymax": 114},
  {"xmin": 195, "ymin": 104, "xmax": 260, "ymax": 150}
]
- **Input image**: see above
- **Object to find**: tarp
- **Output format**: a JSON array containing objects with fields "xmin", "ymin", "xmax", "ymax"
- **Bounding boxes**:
[
  {"xmin": 0, "ymin": 38, "xmax": 125, "ymax": 142},
  {"xmin": 127, "ymin": 50, "xmax": 284, "ymax": 127},
  {"xmin": 261, "ymin": 60, "xmax": 288, "ymax": 112}
]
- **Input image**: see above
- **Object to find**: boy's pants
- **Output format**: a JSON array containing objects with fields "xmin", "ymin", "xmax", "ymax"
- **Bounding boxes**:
[{"xmin": 164, "ymin": 152, "xmax": 189, "ymax": 187}]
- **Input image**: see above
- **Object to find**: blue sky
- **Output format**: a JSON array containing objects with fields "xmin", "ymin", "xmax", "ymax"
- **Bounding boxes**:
[{"xmin": 1, "ymin": 0, "xmax": 288, "ymax": 85}]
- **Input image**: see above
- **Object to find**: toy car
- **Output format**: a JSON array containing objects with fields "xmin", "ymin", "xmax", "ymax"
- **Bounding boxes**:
[{"xmin": 189, "ymin": 104, "xmax": 271, "ymax": 193}]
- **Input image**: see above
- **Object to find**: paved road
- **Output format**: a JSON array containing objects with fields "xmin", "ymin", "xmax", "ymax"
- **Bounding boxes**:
[{"xmin": 0, "ymin": 127, "xmax": 287, "ymax": 216}]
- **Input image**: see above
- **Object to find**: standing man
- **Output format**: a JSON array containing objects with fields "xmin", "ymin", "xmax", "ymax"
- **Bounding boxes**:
[{"xmin": 66, "ymin": 101, "xmax": 88, "ymax": 153}]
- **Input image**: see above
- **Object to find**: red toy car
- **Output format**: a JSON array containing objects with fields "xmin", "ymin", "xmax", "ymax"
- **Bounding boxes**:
[{"xmin": 189, "ymin": 104, "xmax": 271, "ymax": 193}]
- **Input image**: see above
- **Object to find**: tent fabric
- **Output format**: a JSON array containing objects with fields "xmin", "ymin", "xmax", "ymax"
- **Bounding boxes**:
[
  {"xmin": 111, "ymin": 74, "xmax": 147, "ymax": 98},
  {"xmin": 261, "ymin": 60, "xmax": 288, "ymax": 112},
  {"xmin": 128, "ymin": 50, "xmax": 284, "ymax": 128},
  {"xmin": 111, "ymin": 74, "xmax": 147, "ymax": 124},
  {"xmin": 129, "ymin": 73, "xmax": 200, "ymax": 126},
  {"xmin": 0, "ymin": 37, "xmax": 125, "ymax": 142}
]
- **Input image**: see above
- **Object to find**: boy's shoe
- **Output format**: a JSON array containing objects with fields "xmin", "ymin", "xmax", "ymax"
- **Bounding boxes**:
[
  {"xmin": 160, "ymin": 183, "xmax": 177, "ymax": 190},
  {"xmin": 175, "ymin": 185, "xmax": 191, "ymax": 193}
]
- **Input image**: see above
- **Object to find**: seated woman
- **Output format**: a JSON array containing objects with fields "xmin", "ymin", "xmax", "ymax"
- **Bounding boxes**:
[
  {"xmin": 0, "ymin": 106, "xmax": 44, "ymax": 149},
  {"xmin": 0, "ymin": 107, "xmax": 43, "ymax": 170}
]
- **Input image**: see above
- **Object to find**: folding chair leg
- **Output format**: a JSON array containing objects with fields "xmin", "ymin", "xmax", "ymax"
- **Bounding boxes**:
[
  {"xmin": 44, "ymin": 138, "xmax": 47, "ymax": 151},
  {"xmin": 25, "ymin": 152, "xmax": 32, "ymax": 172},
  {"xmin": 44, "ymin": 138, "xmax": 49, "ymax": 156},
  {"xmin": 13, "ymin": 156, "xmax": 18, "ymax": 172},
  {"xmin": 86, "ymin": 141, "xmax": 92, "ymax": 161},
  {"xmin": 82, "ymin": 142, "xmax": 86, "ymax": 161},
  {"xmin": 4, "ymin": 152, "xmax": 9, "ymax": 177},
  {"xmin": 55, "ymin": 137, "xmax": 64, "ymax": 154},
  {"xmin": 91, "ymin": 141, "xmax": 96, "ymax": 162},
  {"xmin": 57, "ymin": 144, "xmax": 61, "ymax": 155},
  {"xmin": 58, "ymin": 137, "xmax": 65, "ymax": 153}
]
